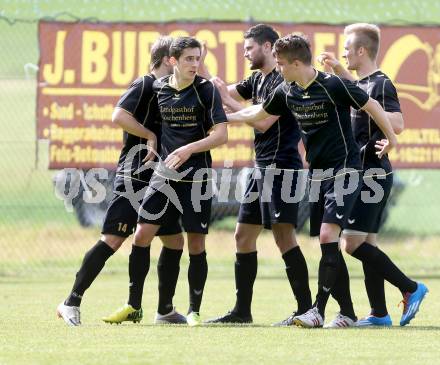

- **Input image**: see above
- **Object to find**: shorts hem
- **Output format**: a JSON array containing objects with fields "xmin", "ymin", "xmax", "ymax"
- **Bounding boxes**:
[{"xmin": 101, "ymin": 229, "xmax": 131, "ymax": 238}]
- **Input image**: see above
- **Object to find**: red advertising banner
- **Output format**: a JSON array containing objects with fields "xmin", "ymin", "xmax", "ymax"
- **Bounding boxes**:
[{"xmin": 37, "ymin": 21, "xmax": 440, "ymax": 169}]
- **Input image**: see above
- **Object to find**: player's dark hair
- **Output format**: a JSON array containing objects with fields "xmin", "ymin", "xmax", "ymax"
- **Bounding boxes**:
[
  {"xmin": 244, "ymin": 24, "xmax": 279, "ymax": 46},
  {"xmin": 150, "ymin": 36, "xmax": 173, "ymax": 70},
  {"xmin": 169, "ymin": 37, "xmax": 202, "ymax": 60},
  {"xmin": 273, "ymin": 34, "xmax": 312, "ymax": 65},
  {"xmin": 344, "ymin": 23, "xmax": 380, "ymax": 61}
]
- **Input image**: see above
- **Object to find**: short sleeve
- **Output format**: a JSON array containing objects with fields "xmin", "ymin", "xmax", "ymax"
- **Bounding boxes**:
[
  {"xmin": 116, "ymin": 77, "xmax": 144, "ymax": 119},
  {"xmin": 118, "ymin": 76, "xmax": 158, "ymax": 126},
  {"xmin": 262, "ymin": 83, "xmax": 288, "ymax": 116},
  {"xmin": 235, "ymin": 73, "xmax": 255, "ymax": 100},
  {"xmin": 377, "ymin": 79, "xmax": 401, "ymax": 113},
  {"xmin": 204, "ymin": 82, "xmax": 227, "ymax": 131},
  {"xmin": 332, "ymin": 76, "xmax": 369, "ymax": 110}
]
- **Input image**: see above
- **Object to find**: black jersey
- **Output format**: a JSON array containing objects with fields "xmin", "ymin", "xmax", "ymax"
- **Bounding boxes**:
[
  {"xmin": 236, "ymin": 69, "xmax": 302, "ymax": 169},
  {"xmin": 115, "ymin": 74, "xmax": 161, "ymax": 181},
  {"xmin": 353, "ymin": 70, "xmax": 401, "ymax": 171},
  {"xmin": 264, "ymin": 71, "xmax": 369, "ymax": 171},
  {"xmin": 153, "ymin": 75, "xmax": 226, "ymax": 180}
]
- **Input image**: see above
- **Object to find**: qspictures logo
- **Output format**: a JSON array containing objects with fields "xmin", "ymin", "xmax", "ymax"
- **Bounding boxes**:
[{"xmin": 54, "ymin": 145, "xmax": 389, "ymax": 220}]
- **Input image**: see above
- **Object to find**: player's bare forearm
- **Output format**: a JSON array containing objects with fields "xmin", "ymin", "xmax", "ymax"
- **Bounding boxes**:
[
  {"xmin": 227, "ymin": 84, "xmax": 245, "ymax": 102},
  {"xmin": 363, "ymin": 98, "xmax": 397, "ymax": 147},
  {"xmin": 165, "ymin": 124, "xmax": 228, "ymax": 169},
  {"xmin": 112, "ymin": 107, "xmax": 156, "ymax": 140},
  {"xmin": 198, "ymin": 42, "xmax": 212, "ymax": 79},
  {"xmin": 332, "ymin": 64, "xmax": 355, "ymax": 81},
  {"xmin": 188, "ymin": 123, "xmax": 228, "ymax": 153},
  {"xmin": 386, "ymin": 111, "xmax": 404, "ymax": 134},
  {"xmin": 222, "ymin": 94, "xmax": 245, "ymax": 112},
  {"xmin": 246, "ymin": 115, "xmax": 279, "ymax": 132},
  {"xmin": 227, "ymin": 104, "xmax": 272, "ymax": 124}
]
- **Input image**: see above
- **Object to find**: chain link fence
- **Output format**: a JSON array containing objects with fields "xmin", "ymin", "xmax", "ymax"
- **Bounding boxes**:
[{"xmin": 1, "ymin": 2, "xmax": 440, "ymax": 277}]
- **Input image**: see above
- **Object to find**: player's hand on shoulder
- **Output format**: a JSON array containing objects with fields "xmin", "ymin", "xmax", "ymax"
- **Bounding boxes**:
[
  {"xmin": 317, "ymin": 52, "xmax": 340, "ymax": 72},
  {"xmin": 165, "ymin": 145, "xmax": 193, "ymax": 170},
  {"xmin": 211, "ymin": 77, "xmax": 229, "ymax": 99}
]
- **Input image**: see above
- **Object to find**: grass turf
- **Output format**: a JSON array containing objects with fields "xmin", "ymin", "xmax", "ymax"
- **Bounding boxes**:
[{"xmin": 0, "ymin": 255, "xmax": 438, "ymax": 365}]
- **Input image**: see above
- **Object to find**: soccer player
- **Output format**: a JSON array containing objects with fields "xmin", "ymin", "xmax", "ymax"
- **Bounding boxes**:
[
  {"xmin": 57, "ymin": 36, "xmax": 188, "ymax": 326},
  {"xmin": 318, "ymin": 23, "xmax": 428, "ymax": 327},
  {"xmin": 106, "ymin": 36, "xmax": 228, "ymax": 327},
  {"xmin": 226, "ymin": 34, "xmax": 398, "ymax": 328},
  {"xmin": 202, "ymin": 24, "xmax": 312, "ymax": 325}
]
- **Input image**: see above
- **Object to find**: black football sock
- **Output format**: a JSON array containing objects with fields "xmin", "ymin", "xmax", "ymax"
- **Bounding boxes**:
[
  {"xmin": 65, "ymin": 240, "xmax": 115, "ymax": 307},
  {"xmin": 127, "ymin": 245, "xmax": 150, "ymax": 310},
  {"xmin": 351, "ymin": 243, "xmax": 417, "ymax": 294},
  {"xmin": 362, "ymin": 260, "xmax": 388, "ymax": 317},
  {"xmin": 330, "ymin": 251, "xmax": 356, "ymax": 320},
  {"xmin": 188, "ymin": 251, "xmax": 208, "ymax": 314},
  {"xmin": 314, "ymin": 242, "xmax": 340, "ymax": 318},
  {"xmin": 232, "ymin": 251, "xmax": 257, "ymax": 318},
  {"xmin": 282, "ymin": 246, "xmax": 312, "ymax": 315},
  {"xmin": 157, "ymin": 247, "xmax": 183, "ymax": 315}
]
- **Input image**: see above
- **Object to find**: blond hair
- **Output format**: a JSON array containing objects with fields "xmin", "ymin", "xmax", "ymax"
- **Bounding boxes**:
[{"xmin": 344, "ymin": 23, "xmax": 380, "ymax": 61}]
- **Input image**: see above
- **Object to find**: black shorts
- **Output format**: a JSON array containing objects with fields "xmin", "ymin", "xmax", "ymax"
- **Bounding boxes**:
[
  {"xmin": 309, "ymin": 170, "xmax": 362, "ymax": 237},
  {"xmin": 343, "ymin": 171, "xmax": 393, "ymax": 234},
  {"xmin": 238, "ymin": 168, "xmax": 304, "ymax": 229},
  {"xmin": 101, "ymin": 176, "xmax": 182, "ymax": 238},
  {"xmin": 138, "ymin": 174, "xmax": 212, "ymax": 234}
]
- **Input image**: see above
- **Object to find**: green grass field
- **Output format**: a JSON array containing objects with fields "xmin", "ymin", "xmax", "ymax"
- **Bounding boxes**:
[{"xmin": 1, "ymin": 244, "xmax": 439, "ymax": 365}]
